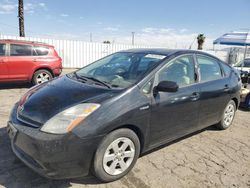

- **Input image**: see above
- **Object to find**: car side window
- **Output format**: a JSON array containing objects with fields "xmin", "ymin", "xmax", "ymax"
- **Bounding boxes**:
[
  {"xmin": 158, "ymin": 55, "xmax": 195, "ymax": 87},
  {"xmin": 245, "ymin": 60, "xmax": 250, "ymax": 67},
  {"xmin": 0, "ymin": 43, "xmax": 6, "ymax": 56},
  {"xmin": 221, "ymin": 62, "xmax": 232, "ymax": 77},
  {"xmin": 33, "ymin": 46, "xmax": 49, "ymax": 56},
  {"xmin": 142, "ymin": 79, "xmax": 154, "ymax": 94},
  {"xmin": 10, "ymin": 44, "xmax": 32, "ymax": 56},
  {"xmin": 197, "ymin": 55, "xmax": 222, "ymax": 82}
]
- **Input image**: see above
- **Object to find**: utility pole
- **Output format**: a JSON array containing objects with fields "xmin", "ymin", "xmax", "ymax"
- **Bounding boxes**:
[
  {"xmin": 18, "ymin": 0, "xmax": 25, "ymax": 37},
  {"xmin": 132, "ymin": 32, "xmax": 135, "ymax": 45},
  {"xmin": 90, "ymin": 33, "xmax": 93, "ymax": 42}
]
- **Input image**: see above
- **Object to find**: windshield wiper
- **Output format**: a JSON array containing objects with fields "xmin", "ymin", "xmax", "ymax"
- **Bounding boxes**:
[
  {"xmin": 80, "ymin": 75, "xmax": 111, "ymax": 89},
  {"xmin": 73, "ymin": 72, "xmax": 88, "ymax": 82},
  {"xmin": 73, "ymin": 72, "xmax": 111, "ymax": 88}
]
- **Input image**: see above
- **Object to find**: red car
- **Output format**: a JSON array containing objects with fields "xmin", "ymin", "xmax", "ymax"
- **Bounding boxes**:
[{"xmin": 0, "ymin": 40, "xmax": 62, "ymax": 85}]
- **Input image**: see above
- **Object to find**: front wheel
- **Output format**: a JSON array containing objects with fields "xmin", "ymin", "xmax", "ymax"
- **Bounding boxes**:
[
  {"xmin": 93, "ymin": 128, "xmax": 140, "ymax": 182},
  {"xmin": 216, "ymin": 100, "xmax": 236, "ymax": 130}
]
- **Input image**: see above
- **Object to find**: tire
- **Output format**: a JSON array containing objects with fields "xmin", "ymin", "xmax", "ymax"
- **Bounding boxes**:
[
  {"xmin": 93, "ymin": 128, "xmax": 140, "ymax": 182},
  {"xmin": 216, "ymin": 100, "xmax": 236, "ymax": 130},
  {"xmin": 32, "ymin": 69, "xmax": 53, "ymax": 85}
]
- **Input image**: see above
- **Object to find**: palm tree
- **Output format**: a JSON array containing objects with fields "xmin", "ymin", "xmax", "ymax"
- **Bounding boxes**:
[
  {"xmin": 197, "ymin": 34, "xmax": 205, "ymax": 50},
  {"xmin": 103, "ymin": 41, "xmax": 111, "ymax": 44},
  {"xmin": 18, "ymin": 0, "xmax": 25, "ymax": 37}
]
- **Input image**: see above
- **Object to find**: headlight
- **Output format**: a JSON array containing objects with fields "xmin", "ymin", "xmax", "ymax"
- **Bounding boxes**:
[{"xmin": 40, "ymin": 103, "xmax": 100, "ymax": 134}]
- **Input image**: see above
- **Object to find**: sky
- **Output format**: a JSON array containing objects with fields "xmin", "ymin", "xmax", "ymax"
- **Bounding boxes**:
[{"xmin": 0, "ymin": 0, "xmax": 249, "ymax": 49}]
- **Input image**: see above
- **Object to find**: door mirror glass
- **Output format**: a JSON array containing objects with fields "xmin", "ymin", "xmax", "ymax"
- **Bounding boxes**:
[{"xmin": 155, "ymin": 81, "xmax": 179, "ymax": 93}]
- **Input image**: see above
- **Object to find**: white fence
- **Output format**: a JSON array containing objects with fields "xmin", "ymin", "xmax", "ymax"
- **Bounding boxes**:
[
  {"xmin": 0, "ymin": 35, "xmax": 229, "ymax": 68},
  {"xmin": 0, "ymin": 35, "xmax": 152, "ymax": 68}
]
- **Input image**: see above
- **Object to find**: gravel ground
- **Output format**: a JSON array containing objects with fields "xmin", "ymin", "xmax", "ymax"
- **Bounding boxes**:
[{"xmin": 0, "ymin": 69, "xmax": 249, "ymax": 188}]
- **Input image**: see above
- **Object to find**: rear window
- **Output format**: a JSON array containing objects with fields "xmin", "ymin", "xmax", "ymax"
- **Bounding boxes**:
[
  {"xmin": 10, "ymin": 44, "xmax": 32, "ymax": 56},
  {"xmin": 197, "ymin": 55, "xmax": 222, "ymax": 82},
  {"xmin": 221, "ymin": 63, "xmax": 232, "ymax": 77},
  {"xmin": 33, "ymin": 46, "xmax": 49, "ymax": 56},
  {"xmin": 0, "ymin": 43, "xmax": 6, "ymax": 56}
]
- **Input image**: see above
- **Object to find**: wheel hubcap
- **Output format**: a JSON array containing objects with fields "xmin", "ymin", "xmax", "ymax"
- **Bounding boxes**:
[
  {"xmin": 103, "ymin": 137, "xmax": 135, "ymax": 176},
  {"xmin": 223, "ymin": 103, "xmax": 235, "ymax": 127},
  {"xmin": 36, "ymin": 72, "xmax": 50, "ymax": 84}
]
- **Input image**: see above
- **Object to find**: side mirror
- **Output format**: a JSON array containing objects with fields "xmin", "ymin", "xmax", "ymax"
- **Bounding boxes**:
[{"xmin": 154, "ymin": 81, "xmax": 179, "ymax": 93}]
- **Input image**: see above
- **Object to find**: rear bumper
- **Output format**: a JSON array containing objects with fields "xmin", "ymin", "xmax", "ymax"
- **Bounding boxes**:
[
  {"xmin": 7, "ymin": 105, "xmax": 103, "ymax": 179},
  {"xmin": 52, "ymin": 67, "xmax": 62, "ymax": 76}
]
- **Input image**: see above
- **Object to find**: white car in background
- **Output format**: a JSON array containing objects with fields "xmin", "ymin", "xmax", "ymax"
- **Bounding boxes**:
[{"xmin": 234, "ymin": 58, "xmax": 250, "ymax": 73}]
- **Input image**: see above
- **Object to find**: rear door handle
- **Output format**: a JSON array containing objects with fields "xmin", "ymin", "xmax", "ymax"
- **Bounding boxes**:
[
  {"xmin": 190, "ymin": 92, "xmax": 200, "ymax": 101},
  {"xmin": 33, "ymin": 59, "xmax": 37, "ymax": 62},
  {"xmin": 0, "ymin": 59, "xmax": 7, "ymax": 63},
  {"xmin": 224, "ymin": 84, "xmax": 230, "ymax": 92}
]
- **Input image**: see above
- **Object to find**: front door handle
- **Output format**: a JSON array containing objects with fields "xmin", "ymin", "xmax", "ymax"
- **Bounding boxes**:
[
  {"xmin": 139, "ymin": 105, "xmax": 150, "ymax": 111},
  {"xmin": 0, "ymin": 59, "xmax": 7, "ymax": 63}
]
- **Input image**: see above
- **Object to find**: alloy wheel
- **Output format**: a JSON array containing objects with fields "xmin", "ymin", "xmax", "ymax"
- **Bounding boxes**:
[
  {"xmin": 103, "ymin": 137, "xmax": 135, "ymax": 176},
  {"xmin": 223, "ymin": 103, "xmax": 235, "ymax": 127},
  {"xmin": 36, "ymin": 72, "xmax": 51, "ymax": 84}
]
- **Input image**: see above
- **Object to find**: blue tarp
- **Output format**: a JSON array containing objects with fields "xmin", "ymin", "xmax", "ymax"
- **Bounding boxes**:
[{"xmin": 213, "ymin": 30, "xmax": 250, "ymax": 46}]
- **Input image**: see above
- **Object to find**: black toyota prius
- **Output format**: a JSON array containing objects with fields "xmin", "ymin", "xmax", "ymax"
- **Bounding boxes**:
[{"xmin": 7, "ymin": 49, "xmax": 241, "ymax": 182}]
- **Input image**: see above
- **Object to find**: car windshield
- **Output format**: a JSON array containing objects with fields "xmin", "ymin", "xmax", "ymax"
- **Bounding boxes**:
[{"xmin": 74, "ymin": 52, "xmax": 166, "ymax": 88}]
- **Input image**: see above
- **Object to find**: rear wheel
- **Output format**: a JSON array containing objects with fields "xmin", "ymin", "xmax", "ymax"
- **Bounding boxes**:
[
  {"xmin": 93, "ymin": 128, "xmax": 140, "ymax": 182},
  {"xmin": 216, "ymin": 100, "xmax": 236, "ymax": 130},
  {"xmin": 32, "ymin": 69, "xmax": 53, "ymax": 85}
]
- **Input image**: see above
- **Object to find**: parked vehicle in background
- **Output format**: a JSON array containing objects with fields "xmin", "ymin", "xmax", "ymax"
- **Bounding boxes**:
[
  {"xmin": 0, "ymin": 40, "xmax": 62, "ymax": 85},
  {"xmin": 7, "ymin": 49, "xmax": 241, "ymax": 182},
  {"xmin": 234, "ymin": 58, "xmax": 250, "ymax": 73}
]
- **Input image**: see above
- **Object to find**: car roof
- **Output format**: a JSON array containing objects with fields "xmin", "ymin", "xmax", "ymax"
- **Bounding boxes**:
[
  {"xmin": 0, "ymin": 39, "xmax": 53, "ymax": 47},
  {"xmin": 120, "ymin": 48, "xmax": 214, "ymax": 57}
]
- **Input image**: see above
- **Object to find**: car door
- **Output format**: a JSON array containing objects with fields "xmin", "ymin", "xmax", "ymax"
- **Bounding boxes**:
[
  {"xmin": 8, "ymin": 43, "xmax": 33, "ymax": 81},
  {"xmin": 0, "ymin": 43, "xmax": 8, "ymax": 80},
  {"xmin": 149, "ymin": 54, "xmax": 200, "ymax": 146},
  {"xmin": 195, "ymin": 54, "xmax": 231, "ymax": 129}
]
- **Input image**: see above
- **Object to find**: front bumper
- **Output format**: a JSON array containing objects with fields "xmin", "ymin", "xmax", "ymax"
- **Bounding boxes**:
[{"xmin": 7, "ymin": 105, "xmax": 103, "ymax": 179}]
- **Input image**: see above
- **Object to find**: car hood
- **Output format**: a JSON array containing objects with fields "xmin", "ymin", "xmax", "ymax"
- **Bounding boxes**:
[{"xmin": 17, "ymin": 75, "xmax": 117, "ymax": 127}]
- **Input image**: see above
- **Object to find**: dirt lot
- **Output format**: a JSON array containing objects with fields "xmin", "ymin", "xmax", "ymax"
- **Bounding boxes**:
[{"xmin": 0, "ymin": 69, "xmax": 250, "ymax": 188}]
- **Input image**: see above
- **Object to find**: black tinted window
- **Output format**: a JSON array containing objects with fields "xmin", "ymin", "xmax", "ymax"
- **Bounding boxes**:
[
  {"xmin": 244, "ymin": 60, "xmax": 250, "ymax": 67},
  {"xmin": 33, "ymin": 46, "xmax": 49, "ymax": 56},
  {"xmin": 0, "ymin": 43, "xmax": 6, "ymax": 56},
  {"xmin": 10, "ymin": 44, "xmax": 32, "ymax": 56},
  {"xmin": 197, "ymin": 56, "xmax": 222, "ymax": 82},
  {"xmin": 138, "ymin": 57, "xmax": 161, "ymax": 72},
  {"xmin": 221, "ymin": 63, "xmax": 232, "ymax": 77},
  {"xmin": 158, "ymin": 55, "xmax": 195, "ymax": 87}
]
